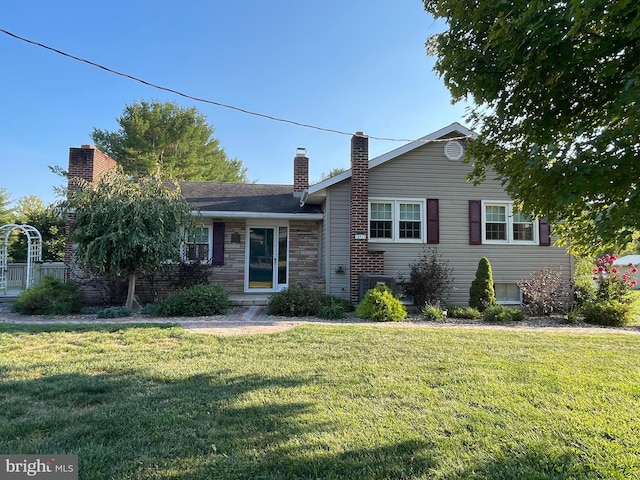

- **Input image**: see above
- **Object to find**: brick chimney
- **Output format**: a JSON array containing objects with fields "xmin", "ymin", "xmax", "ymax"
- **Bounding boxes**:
[
  {"xmin": 349, "ymin": 132, "xmax": 384, "ymax": 303},
  {"xmin": 67, "ymin": 145, "xmax": 118, "ymax": 192},
  {"xmin": 65, "ymin": 145, "xmax": 118, "ymax": 266},
  {"xmin": 293, "ymin": 147, "xmax": 309, "ymax": 196}
]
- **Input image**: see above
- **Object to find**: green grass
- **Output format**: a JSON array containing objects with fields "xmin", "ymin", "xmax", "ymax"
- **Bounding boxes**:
[{"xmin": 1, "ymin": 323, "xmax": 640, "ymax": 479}]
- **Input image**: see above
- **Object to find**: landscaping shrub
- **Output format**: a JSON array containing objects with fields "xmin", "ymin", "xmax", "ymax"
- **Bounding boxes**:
[
  {"xmin": 96, "ymin": 306, "xmax": 132, "ymax": 319},
  {"xmin": 518, "ymin": 266, "xmax": 572, "ymax": 316},
  {"xmin": 422, "ymin": 304, "xmax": 446, "ymax": 321},
  {"xmin": 581, "ymin": 300, "xmax": 634, "ymax": 327},
  {"xmin": 267, "ymin": 285, "xmax": 326, "ymax": 317},
  {"xmin": 573, "ymin": 282, "xmax": 596, "ymax": 308},
  {"xmin": 12, "ymin": 276, "xmax": 84, "ymax": 315},
  {"xmin": 80, "ymin": 306, "xmax": 102, "ymax": 315},
  {"xmin": 482, "ymin": 305, "xmax": 525, "ymax": 322},
  {"xmin": 355, "ymin": 285, "xmax": 407, "ymax": 322},
  {"xmin": 317, "ymin": 300, "xmax": 347, "ymax": 320},
  {"xmin": 447, "ymin": 305, "xmax": 481, "ymax": 319},
  {"xmin": 401, "ymin": 247, "xmax": 454, "ymax": 306},
  {"xmin": 169, "ymin": 261, "xmax": 212, "ymax": 290},
  {"xmin": 140, "ymin": 303, "xmax": 159, "ymax": 316},
  {"xmin": 267, "ymin": 286, "xmax": 353, "ymax": 318},
  {"xmin": 469, "ymin": 257, "xmax": 496, "ymax": 311},
  {"xmin": 156, "ymin": 284, "xmax": 230, "ymax": 317},
  {"xmin": 582, "ymin": 253, "xmax": 638, "ymax": 326}
]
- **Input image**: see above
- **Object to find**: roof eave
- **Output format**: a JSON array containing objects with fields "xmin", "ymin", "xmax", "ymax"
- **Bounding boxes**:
[
  {"xmin": 193, "ymin": 210, "xmax": 323, "ymax": 220},
  {"xmin": 306, "ymin": 122, "xmax": 477, "ymax": 196}
]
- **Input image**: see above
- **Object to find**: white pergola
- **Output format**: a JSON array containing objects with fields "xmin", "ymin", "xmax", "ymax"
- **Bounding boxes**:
[{"xmin": 0, "ymin": 224, "xmax": 42, "ymax": 292}]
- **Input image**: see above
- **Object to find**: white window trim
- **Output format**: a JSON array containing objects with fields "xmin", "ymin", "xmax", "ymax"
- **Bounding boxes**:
[
  {"xmin": 181, "ymin": 220, "xmax": 213, "ymax": 264},
  {"xmin": 494, "ymin": 283, "xmax": 523, "ymax": 305},
  {"xmin": 369, "ymin": 198, "xmax": 426, "ymax": 243},
  {"xmin": 481, "ymin": 201, "xmax": 538, "ymax": 245}
]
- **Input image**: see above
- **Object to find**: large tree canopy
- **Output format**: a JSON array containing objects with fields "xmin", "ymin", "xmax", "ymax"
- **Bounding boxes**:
[
  {"xmin": 92, "ymin": 100, "xmax": 248, "ymax": 183},
  {"xmin": 69, "ymin": 168, "xmax": 192, "ymax": 310},
  {"xmin": 424, "ymin": 0, "xmax": 639, "ymax": 253}
]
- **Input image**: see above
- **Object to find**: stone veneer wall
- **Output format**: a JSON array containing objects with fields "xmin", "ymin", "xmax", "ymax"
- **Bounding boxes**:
[
  {"xmin": 288, "ymin": 220, "xmax": 325, "ymax": 291},
  {"xmin": 208, "ymin": 221, "xmax": 246, "ymax": 295}
]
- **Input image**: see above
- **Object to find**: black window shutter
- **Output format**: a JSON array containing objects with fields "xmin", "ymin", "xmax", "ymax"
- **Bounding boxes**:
[
  {"xmin": 539, "ymin": 217, "xmax": 551, "ymax": 246},
  {"xmin": 212, "ymin": 222, "xmax": 225, "ymax": 265},
  {"xmin": 469, "ymin": 200, "xmax": 482, "ymax": 245},
  {"xmin": 426, "ymin": 198, "xmax": 439, "ymax": 244}
]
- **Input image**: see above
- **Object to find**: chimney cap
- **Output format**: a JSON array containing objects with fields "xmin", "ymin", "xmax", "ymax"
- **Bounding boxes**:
[
  {"xmin": 354, "ymin": 131, "xmax": 367, "ymax": 137},
  {"xmin": 80, "ymin": 144, "xmax": 94, "ymax": 149},
  {"xmin": 296, "ymin": 147, "xmax": 307, "ymax": 157}
]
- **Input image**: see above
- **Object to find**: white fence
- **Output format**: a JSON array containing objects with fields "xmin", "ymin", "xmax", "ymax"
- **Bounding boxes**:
[{"xmin": 2, "ymin": 262, "xmax": 67, "ymax": 293}]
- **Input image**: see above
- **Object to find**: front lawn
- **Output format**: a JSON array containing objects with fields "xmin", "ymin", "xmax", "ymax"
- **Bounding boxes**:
[{"xmin": 1, "ymin": 323, "xmax": 639, "ymax": 479}]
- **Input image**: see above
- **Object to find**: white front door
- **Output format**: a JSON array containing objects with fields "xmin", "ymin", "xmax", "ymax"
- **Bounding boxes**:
[{"xmin": 245, "ymin": 225, "xmax": 288, "ymax": 292}]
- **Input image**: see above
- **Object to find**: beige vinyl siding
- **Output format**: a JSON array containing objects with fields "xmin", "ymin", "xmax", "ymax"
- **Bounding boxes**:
[
  {"xmin": 325, "ymin": 182, "xmax": 351, "ymax": 299},
  {"xmin": 367, "ymin": 142, "xmax": 572, "ymax": 306}
]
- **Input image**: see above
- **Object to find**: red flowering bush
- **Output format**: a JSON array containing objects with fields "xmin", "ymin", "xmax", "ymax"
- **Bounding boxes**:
[
  {"xmin": 582, "ymin": 254, "xmax": 638, "ymax": 326},
  {"xmin": 591, "ymin": 254, "xmax": 637, "ymax": 302}
]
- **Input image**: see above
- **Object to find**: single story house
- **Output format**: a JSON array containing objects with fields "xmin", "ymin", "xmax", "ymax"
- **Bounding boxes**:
[{"xmin": 66, "ymin": 123, "xmax": 573, "ymax": 305}]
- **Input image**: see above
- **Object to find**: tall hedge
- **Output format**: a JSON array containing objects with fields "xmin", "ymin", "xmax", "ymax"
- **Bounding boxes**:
[{"xmin": 469, "ymin": 257, "xmax": 496, "ymax": 311}]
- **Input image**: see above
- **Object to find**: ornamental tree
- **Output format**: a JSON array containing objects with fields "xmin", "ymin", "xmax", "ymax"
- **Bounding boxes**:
[
  {"xmin": 68, "ymin": 167, "xmax": 192, "ymax": 310},
  {"xmin": 423, "ymin": 0, "xmax": 639, "ymax": 253}
]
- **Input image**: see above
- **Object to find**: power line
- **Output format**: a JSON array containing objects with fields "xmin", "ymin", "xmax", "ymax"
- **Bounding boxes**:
[{"xmin": 0, "ymin": 27, "xmax": 471, "ymax": 144}]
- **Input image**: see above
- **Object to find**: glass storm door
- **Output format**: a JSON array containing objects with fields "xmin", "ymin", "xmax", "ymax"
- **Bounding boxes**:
[{"xmin": 247, "ymin": 226, "xmax": 288, "ymax": 291}]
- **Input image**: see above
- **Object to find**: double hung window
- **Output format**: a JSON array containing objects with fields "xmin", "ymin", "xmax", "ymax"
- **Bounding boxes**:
[
  {"xmin": 369, "ymin": 200, "xmax": 424, "ymax": 242},
  {"xmin": 483, "ymin": 202, "xmax": 536, "ymax": 244},
  {"xmin": 185, "ymin": 226, "xmax": 210, "ymax": 262}
]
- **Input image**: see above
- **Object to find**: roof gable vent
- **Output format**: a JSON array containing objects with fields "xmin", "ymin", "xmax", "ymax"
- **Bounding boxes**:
[{"xmin": 444, "ymin": 140, "xmax": 464, "ymax": 161}]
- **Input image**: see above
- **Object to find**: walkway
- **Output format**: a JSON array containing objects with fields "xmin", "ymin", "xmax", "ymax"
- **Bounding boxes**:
[
  {"xmin": 1, "ymin": 304, "xmax": 640, "ymax": 336},
  {"xmin": 0, "ymin": 305, "xmax": 365, "ymax": 336}
]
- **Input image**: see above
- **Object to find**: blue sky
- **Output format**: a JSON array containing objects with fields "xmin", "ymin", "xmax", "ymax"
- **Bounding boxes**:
[{"xmin": 1, "ymin": 1, "xmax": 468, "ymax": 206}]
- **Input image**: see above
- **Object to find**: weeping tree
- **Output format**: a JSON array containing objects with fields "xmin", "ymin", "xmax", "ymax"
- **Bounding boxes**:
[{"xmin": 68, "ymin": 167, "xmax": 192, "ymax": 310}]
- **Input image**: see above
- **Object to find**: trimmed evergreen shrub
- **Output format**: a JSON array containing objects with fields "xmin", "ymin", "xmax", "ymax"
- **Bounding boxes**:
[
  {"xmin": 156, "ymin": 284, "xmax": 231, "ymax": 317},
  {"xmin": 469, "ymin": 257, "xmax": 496, "ymax": 311},
  {"xmin": 12, "ymin": 276, "xmax": 84, "ymax": 315},
  {"xmin": 355, "ymin": 285, "xmax": 407, "ymax": 322}
]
